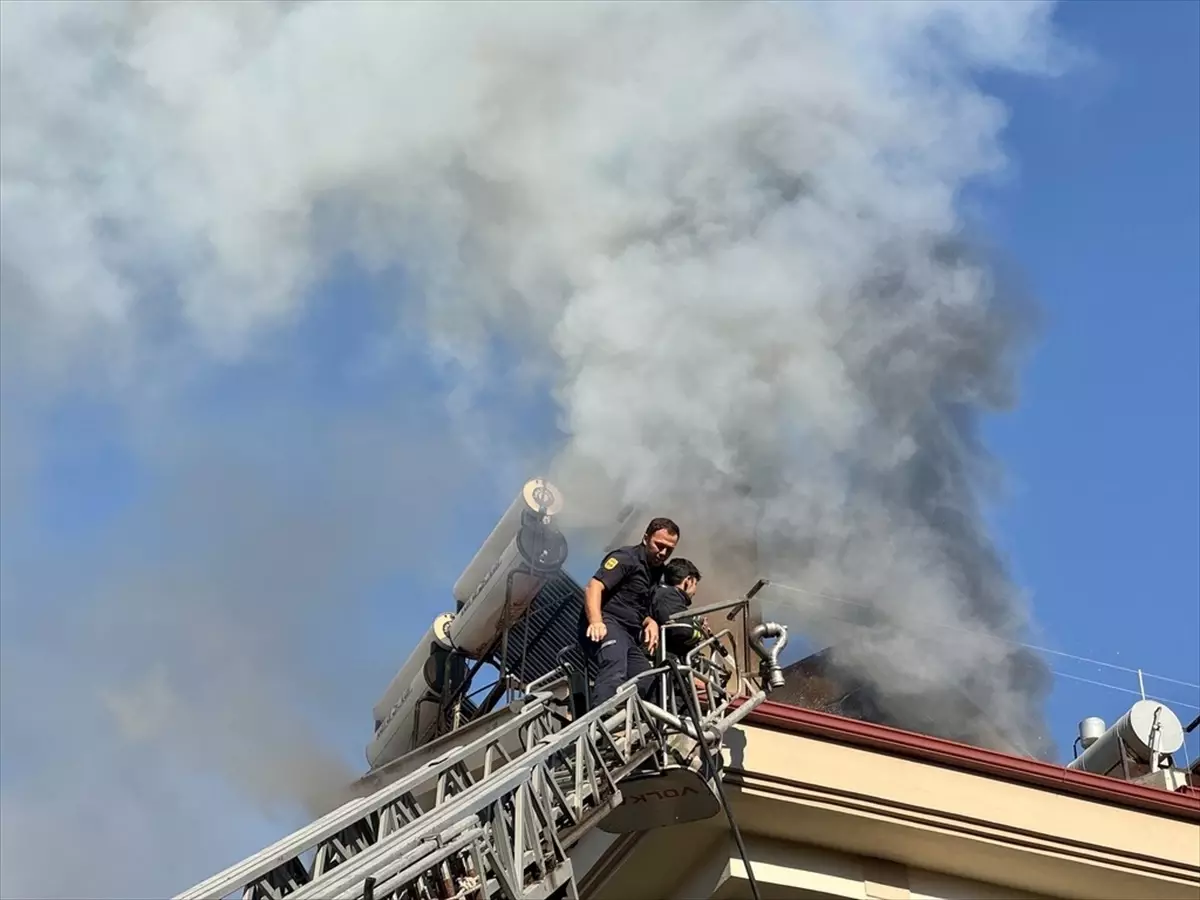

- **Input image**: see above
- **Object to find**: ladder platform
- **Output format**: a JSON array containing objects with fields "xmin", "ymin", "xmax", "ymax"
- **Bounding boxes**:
[{"xmin": 598, "ymin": 767, "xmax": 720, "ymax": 834}]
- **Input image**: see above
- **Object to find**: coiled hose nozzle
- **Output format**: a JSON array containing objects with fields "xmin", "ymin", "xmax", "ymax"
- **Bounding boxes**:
[{"xmin": 748, "ymin": 622, "xmax": 789, "ymax": 690}]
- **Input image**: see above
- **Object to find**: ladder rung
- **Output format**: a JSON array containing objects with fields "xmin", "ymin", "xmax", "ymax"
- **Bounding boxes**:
[{"xmin": 176, "ymin": 672, "xmax": 768, "ymax": 900}]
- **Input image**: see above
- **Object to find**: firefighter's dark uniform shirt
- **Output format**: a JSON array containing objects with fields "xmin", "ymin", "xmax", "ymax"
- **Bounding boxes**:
[
  {"xmin": 585, "ymin": 543, "xmax": 661, "ymax": 633},
  {"xmin": 652, "ymin": 584, "xmax": 704, "ymax": 654}
]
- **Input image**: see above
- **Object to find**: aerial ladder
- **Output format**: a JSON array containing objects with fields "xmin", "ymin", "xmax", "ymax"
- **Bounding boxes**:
[
  {"xmin": 176, "ymin": 610, "xmax": 788, "ymax": 900},
  {"xmin": 175, "ymin": 479, "xmax": 790, "ymax": 900}
]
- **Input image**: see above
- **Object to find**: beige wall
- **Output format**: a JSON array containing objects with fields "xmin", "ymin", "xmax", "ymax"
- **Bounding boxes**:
[
  {"xmin": 576, "ymin": 722, "xmax": 1200, "ymax": 900},
  {"xmin": 581, "ymin": 831, "xmax": 1060, "ymax": 900},
  {"xmin": 677, "ymin": 836, "xmax": 1058, "ymax": 900}
]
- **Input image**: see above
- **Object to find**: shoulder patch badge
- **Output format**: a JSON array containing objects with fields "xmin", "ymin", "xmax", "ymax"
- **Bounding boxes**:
[{"xmin": 603, "ymin": 557, "xmax": 619, "ymax": 571}]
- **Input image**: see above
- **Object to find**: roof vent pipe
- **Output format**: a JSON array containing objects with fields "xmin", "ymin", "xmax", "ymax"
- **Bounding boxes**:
[{"xmin": 748, "ymin": 622, "xmax": 788, "ymax": 690}]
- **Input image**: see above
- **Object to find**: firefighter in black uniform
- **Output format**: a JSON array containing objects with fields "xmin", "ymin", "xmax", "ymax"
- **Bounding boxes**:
[
  {"xmin": 652, "ymin": 557, "xmax": 706, "ymax": 658},
  {"xmin": 580, "ymin": 517, "xmax": 680, "ymax": 705},
  {"xmin": 652, "ymin": 558, "xmax": 721, "ymax": 704}
]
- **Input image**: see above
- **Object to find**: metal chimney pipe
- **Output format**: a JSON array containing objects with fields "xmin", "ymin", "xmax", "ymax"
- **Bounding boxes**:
[{"xmin": 748, "ymin": 622, "xmax": 789, "ymax": 690}]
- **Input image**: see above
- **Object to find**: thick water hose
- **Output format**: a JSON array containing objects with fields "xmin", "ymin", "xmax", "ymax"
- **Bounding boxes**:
[{"xmin": 664, "ymin": 657, "xmax": 761, "ymax": 900}]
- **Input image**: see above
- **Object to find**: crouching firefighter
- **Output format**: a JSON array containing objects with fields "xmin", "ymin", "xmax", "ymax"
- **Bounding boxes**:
[
  {"xmin": 579, "ymin": 517, "xmax": 680, "ymax": 706},
  {"xmin": 653, "ymin": 558, "xmax": 706, "ymax": 657},
  {"xmin": 651, "ymin": 558, "xmax": 718, "ymax": 702}
]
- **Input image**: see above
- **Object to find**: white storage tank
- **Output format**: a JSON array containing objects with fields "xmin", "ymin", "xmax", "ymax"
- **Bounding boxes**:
[
  {"xmin": 444, "ymin": 478, "xmax": 568, "ymax": 658},
  {"xmin": 1066, "ymin": 700, "xmax": 1185, "ymax": 777},
  {"xmin": 366, "ymin": 623, "xmax": 455, "ymax": 769}
]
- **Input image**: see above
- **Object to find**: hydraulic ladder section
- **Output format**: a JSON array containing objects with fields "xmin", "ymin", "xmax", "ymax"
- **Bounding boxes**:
[{"xmin": 176, "ymin": 667, "xmax": 769, "ymax": 900}]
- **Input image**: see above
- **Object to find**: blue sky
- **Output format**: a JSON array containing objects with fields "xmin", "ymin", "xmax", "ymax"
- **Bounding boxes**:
[
  {"xmin": 0, "ymin": 2, "xmax": 1197, "ymax": 897},
  {"xmin": 976, "ymin": 0, "xmax": 1200, "ymax": 759}
]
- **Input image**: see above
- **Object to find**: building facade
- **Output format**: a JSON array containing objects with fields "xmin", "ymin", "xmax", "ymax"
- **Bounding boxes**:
[{"xmin": 571, "ymin": 701, "xmax": 1200, "ymax": 900}]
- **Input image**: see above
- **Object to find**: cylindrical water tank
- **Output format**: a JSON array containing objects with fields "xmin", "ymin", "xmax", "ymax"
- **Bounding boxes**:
[
  {"xmin": 370, "ymin": 623, "xmax": 449, "ymax": 728},
  {"xmin": 366, "ymin": 671, "xmax": 444, "ymax": 769},
  {"xmin": 366, "ymin": 620, "xmax": 461, "ymax": 769},
  {"xmin": 452, "ymin": 478, "xmax": 564, "ymax": 606},
  {"xmin": 444, "ymin": 478, "xmax": 568, "ymax": 658},
  {"xmin": 1066, "ymin": 700, "xmax": 1185, "ymax": 776},
  {"xmin": 1079, "ymin": 717, "xmax": 1106, "ymax": 749},
  {"xmin": 443, "ymin": 526, "xmax": 568, "ymax": 657}
]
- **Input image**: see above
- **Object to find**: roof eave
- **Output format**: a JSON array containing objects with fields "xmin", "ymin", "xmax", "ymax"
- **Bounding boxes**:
[{"xmin": 741, "ymin": 698, "xmax": 1200, "ymax": 822}]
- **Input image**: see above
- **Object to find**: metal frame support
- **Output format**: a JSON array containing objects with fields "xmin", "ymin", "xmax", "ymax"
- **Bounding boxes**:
[
  {"xmin": 179, "ymin": 610, "xmax": 789, "ymax": 900},
  {"xmin": 177, "ymin": 658, "xmax": 775, "ymax": 900}
]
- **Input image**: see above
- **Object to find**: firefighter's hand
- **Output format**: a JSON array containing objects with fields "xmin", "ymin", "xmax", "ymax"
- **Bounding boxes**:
[
  {"xmin": 586, "ymin": 620, "xmax": 607, "ymax": 642},
  {"xmin": 643, "ymin": 618, "xmax": 659, "ymax": 655}
]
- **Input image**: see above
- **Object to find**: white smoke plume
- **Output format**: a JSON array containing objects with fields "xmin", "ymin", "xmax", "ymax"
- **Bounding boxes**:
[{"xmin": 2, "ymin": 0, "xmax": 1072, "ymax": 892}]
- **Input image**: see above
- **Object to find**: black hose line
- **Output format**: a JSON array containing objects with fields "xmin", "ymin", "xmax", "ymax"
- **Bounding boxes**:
[{"xmin": 664, "ymin": 658, "xmax": 761, "ymax": 900}]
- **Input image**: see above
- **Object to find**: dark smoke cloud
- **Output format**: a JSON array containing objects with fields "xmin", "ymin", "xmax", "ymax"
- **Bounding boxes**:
[{"xmin": 1, "ymin": 0, "xmax": 1076, "ymax": 894}]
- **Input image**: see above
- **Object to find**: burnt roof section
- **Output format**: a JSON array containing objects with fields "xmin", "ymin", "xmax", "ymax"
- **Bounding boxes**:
[
  {"xmin": 771, "ymin": 644, "xmax": 1051, "ymax": 758},
  {"xmin": 769, "ymin": 646, "xmax": 900, "ymax": 728}
]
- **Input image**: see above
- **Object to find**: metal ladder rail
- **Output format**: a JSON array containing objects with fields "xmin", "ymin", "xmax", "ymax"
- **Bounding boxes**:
[
  {"xmin": 286, "ymin": 680, "xmax": 661, "ymax": 900},
  {"xmin": 175, "ymin": 693, "xmax": 568, "ymax": 900},
  {"xmin": 382, "ymin": 683, "xmax": 770, "ymax": 900},
  {"xmin": 178, "ymin": 659, "xmax": 768, "ymax": 900},
  {"xmin": 306, "ymin": 677, "xmax": 770, "ymax": 900},
  {"xmin": 346, "ymin": 732, "xmax": 627, "ymax": 900},
  {"xmin": 176, "ymin": 681, "xmax": 651, "ymax": 900}
]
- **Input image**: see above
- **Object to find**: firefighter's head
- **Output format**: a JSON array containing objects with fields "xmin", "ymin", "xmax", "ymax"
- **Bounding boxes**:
[
  {"xmin": 663, "ymin": 557, "xmax": 701, "ymax": 598},
  {"xmin": 642, "ymin": 517, "xmax": 680, "ymax": 566}
]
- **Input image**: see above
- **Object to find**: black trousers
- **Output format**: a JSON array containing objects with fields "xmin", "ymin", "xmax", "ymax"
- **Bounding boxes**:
[{"xmin": 582, "ymin": 617, "xmax": 654, "ymax": 706}]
